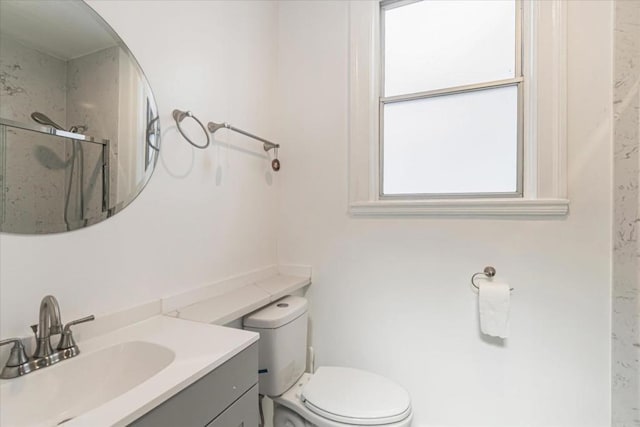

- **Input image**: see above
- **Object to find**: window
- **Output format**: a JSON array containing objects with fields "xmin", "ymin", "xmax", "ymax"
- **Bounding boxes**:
[
  {"xmin": 348, "ymin": 0, "xmax": 569, "ymax": 216},
  {"xmin": 380, "ymin": 0, "xmax": 522, "ymax": 198}
]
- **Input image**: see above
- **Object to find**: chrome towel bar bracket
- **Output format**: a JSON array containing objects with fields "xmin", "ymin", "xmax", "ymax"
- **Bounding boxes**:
[
  {"xmin": 207, "ymin": 121, "xmax": 279, "ymax": 152},
  {"xmin": 207, "ymin": 121, "xmax": 281, "ymax": 171}
]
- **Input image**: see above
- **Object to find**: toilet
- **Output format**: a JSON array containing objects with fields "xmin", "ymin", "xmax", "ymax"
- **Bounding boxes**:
[{"xmin": 243, "ymin": 296, "xmax": 413, "ymax": 427}]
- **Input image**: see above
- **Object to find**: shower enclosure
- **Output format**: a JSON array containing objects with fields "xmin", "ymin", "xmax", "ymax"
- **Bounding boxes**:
[
  {"xmin": 612, "ymin": 1, "xmax": 640, "ymax": 426},
  {"xmin": 0, "ymin": 116, "xmax": 110, "ymax": 232},
  {"xmin": 0, "ymin": 34, "xmax": 118, "ymax": 233}
]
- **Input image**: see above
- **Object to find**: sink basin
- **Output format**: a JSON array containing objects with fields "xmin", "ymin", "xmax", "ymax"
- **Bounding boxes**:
[{"xmin": 0, "ymin": 341, "xmax": 175, "ymax": 427}]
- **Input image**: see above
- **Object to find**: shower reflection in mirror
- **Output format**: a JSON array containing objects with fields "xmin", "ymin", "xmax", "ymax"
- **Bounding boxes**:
[
  {"xmin": 0, "ymin": 0, "xmax": 160, "ymax": 234},
  {"xmin": 31, "ymin": 111, "xmax": 93, "ymax": 231}
]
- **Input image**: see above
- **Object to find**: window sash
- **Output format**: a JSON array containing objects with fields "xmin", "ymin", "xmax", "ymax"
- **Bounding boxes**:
[{"xmin": 379, "ymin": 0, "xmax": 524, "ymax": 199}]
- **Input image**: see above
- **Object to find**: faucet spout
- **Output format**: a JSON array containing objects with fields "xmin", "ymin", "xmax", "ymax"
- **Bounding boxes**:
[
  {"xmin": 38, "ymin": 295, "xmax": 62, "ymax": 337},
  {"xmin": 33, "ymin": 295, "xmax": 62, "ymax": 358}
]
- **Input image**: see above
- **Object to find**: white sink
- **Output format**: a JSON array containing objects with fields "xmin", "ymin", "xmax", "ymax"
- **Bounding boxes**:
[{"xmin": 0, "ymin": 341, "xmax": 175, "ymax": 427}]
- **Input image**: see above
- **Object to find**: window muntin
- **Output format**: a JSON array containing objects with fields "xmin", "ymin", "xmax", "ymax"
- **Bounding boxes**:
[{"xmin": 380, "ymin": 0, "xmax": 523, "ymax": 199}]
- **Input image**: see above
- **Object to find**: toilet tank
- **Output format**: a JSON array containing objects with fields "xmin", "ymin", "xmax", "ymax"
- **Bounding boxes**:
[{"xmin": 243, "ymin": 296, "xmax": 308, "ymax": 397}]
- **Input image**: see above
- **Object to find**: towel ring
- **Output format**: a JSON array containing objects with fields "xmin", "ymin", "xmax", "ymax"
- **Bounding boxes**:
[
  {"xmin": 470, "ymin": 266, "xmax": 514, "ymax": 291},
  {"xmin": 173, "ymin": 109, "xmax": 210, "ymax": 149}
]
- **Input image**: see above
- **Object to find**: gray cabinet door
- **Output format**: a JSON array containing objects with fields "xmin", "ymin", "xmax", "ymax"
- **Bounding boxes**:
[
  {"xmin": 206, "ymin": 384, "xmax": 258, "ymax": 427},
  {"xmin": 130, "ymin": 343, "xmax": 258, "ymax": 427}
]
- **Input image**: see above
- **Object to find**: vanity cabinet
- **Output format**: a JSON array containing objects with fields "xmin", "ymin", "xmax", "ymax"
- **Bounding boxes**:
[{"xmin": 130, "ymin": 343, "xmax": 258, "ymax": 427}]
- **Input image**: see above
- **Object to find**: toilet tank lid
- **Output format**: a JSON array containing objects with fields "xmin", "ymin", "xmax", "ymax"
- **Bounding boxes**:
[{"xmin": 243, "ymin": 295, "xmax": 308, "ymax": 329}]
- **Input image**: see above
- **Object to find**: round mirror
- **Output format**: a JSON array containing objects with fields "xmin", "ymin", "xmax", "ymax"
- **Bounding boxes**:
[{"xmin": 0, "ymin": 0, "xmax": 160, "ymax": 234}]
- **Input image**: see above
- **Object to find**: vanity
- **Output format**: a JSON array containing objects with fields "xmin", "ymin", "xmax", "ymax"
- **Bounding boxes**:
[
  {"xmin": 0, "ymin": 316, "xmax": 259, "ymax": 427},
  {"xmin": 0, "ymin": 271, "xmax": 310, "ymax": 426}
]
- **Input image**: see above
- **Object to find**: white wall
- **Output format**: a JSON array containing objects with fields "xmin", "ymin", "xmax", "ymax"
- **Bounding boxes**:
[
  {"xmin": 0, "ymin": 1, "xmax": 279, "ymax": 338},
  {"xmin": 275, "ymin": 1, "xmax": 612, "ymax": 426}
]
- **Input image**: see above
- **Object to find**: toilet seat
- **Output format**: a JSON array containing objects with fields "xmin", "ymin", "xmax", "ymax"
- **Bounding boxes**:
[
  {"xmin": 301, "ymin": 367, "xmax": 412, "ymax": 426},
  {"xmin": 273, "ymin": 373, "xmax": 413, "ymax": 427}
]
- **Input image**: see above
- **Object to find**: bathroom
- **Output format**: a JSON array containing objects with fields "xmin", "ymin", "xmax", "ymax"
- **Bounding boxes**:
[{"xmin": 0, "ymin": 0, "xmax": 636, "ymax": 426}]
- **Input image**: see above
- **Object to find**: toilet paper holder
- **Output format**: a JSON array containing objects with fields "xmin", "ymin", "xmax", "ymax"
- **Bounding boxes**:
[{"xmin": 471, "ymin": 266, "xmax": 514, "ymax": 291}]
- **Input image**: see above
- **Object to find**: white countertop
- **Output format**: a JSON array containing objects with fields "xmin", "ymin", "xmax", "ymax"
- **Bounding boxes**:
[
  {"xmin": 1, "ymin": 315, "xmax": 258, "ymax": 427},
  {"xmin": 170, "ymin": 274, "xmax": 311, "ymax": 325}
]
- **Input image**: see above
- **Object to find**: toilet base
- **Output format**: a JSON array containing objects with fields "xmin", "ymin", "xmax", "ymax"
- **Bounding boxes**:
[
  {"xmin": 274, "ymin": 404, "xmax": 313, "ymax": 427},
  {"xmin": 272, "ymin": 373, "xmax": 413, "ymax": 427}
]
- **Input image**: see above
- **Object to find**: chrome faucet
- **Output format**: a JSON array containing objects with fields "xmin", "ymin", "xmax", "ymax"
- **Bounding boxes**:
[{"xmin": 0, "ymin": 295, "xmax": 94, "ymax": 379}]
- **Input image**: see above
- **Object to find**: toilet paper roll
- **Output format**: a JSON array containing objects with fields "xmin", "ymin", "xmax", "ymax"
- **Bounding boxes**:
[{"xmin": 479, "ymin": 281, "xmax": 510, "ymax": 338}]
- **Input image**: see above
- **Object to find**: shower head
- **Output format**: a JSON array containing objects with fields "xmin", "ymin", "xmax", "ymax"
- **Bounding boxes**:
[{"xmin": 31, "ymin": 112, "xmax": 64, "ymax": 131}]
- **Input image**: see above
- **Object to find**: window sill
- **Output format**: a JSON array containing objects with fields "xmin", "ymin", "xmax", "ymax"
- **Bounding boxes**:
[{"xmin": 348, "ymin": 198, "xmax": 569, "ymax": 217}]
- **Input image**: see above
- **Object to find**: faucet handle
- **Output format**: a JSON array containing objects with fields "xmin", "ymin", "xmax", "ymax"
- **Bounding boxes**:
[
  {"xmin": 57, "ymin": 315, "xmax": 95, "ymax": 351},
  {"xmin": 0, "ymin": 338, "xmax": 29, "ymax": 367},
  {"xmin": 62, "ymin": 315, "xmax": 95, "ymax": 332}
]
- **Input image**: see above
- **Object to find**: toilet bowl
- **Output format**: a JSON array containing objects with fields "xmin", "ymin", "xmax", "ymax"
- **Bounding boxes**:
[{"xmin": 243, "ymin": 296, "xmax": 413, "ymax": 427}]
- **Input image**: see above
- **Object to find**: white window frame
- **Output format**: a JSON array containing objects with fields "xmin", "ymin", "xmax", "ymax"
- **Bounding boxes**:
[{"xmin": 348, "ymin": 0, "xmax": 569, "ymax": 216}]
